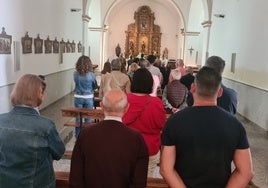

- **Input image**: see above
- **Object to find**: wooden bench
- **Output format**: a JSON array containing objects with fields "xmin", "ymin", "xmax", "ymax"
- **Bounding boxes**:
[
  {"xmin": 62, "ymin": 150, "xmax": 73, "ymax": 160},
  {"xmin": 61, "ymin": 106, "xmax": 104, "ymax": 128},
  {"xmin": 147, "ymin": 177, "xmax": 169, "ymax": 188},
  {"xmin": 55, "ymin": 171, "xmax": 169, "ymax": 188},
  {"xmin": 55, "ymin": 171, "xmax": 69, "ymax": 188}
]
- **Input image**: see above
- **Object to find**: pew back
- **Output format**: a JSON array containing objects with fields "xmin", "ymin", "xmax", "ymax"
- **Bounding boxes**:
[{"xmin": 55, "ymin": 171, "xmax": 169, "ymax": 188}]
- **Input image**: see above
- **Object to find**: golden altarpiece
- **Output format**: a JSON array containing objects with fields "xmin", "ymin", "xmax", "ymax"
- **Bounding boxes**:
[{"xmin": 125, "ymin": 6, "xmax": 162, "ymax": 57}]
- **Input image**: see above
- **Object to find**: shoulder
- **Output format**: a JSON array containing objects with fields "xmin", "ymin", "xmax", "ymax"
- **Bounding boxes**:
[
  {"xmin": 73, "ymin": 71, "xmax": 78, "ymax": 77},
  {"xmin": 38, "ymin": 115, "xmax": 55, "ymax": 128},
  {"xmin": 220, "ymin": 85, "xmax": 237, "ymax": 105},
  {"xmin": 222, "ymin": 84, "xmax": 237, "ymax": 96},
  {"xmin": 150, "ymin": 95, "xmax": 162, "ymax": 103},
  {"xmin": 86, "ymin": 72, "xmax": 96, "ymax": 78}
]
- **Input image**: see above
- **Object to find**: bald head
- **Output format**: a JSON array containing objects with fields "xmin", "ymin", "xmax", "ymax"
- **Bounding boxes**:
[{"xmin": 101, "ymin": 89, "xmax": 128, "ymax": 117}]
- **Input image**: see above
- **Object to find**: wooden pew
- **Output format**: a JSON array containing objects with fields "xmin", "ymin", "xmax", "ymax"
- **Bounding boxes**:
[
  {"xmin": 61, "ymin": 106, "xmax": 104, "ymax": 127},
  {"xmin": 55, "ymin": 171, "xmax": 69, "ymax": 188},
  {"xmin": 147, "ymin": 177, "xmax": 169, "ymax": 188},
  {"xmin": 62, "ymin": 150, "xmax": 73, "ymax": 160},
  {"xmin": 55, "ymin": 171, "xmax": 169, "ymax": 188}
]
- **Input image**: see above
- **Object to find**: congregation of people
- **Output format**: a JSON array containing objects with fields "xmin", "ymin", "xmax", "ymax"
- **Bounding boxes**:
[{"xmin": 0, "ymin": 43, "xmax": 255, "ymax": 188}]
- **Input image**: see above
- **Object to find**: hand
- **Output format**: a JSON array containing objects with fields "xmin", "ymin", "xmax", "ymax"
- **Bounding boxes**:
[{"xmin": 171, "ymin": 107, "xmax": 179, "ymax": 113}]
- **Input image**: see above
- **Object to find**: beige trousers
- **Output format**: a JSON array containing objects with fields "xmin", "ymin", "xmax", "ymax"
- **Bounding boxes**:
[{"xmin": 147, "ymin": 151, "xmax": 160, "ymax": 177}]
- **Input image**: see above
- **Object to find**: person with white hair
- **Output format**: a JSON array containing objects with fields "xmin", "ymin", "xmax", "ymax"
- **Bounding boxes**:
[
  {"xmin": 99, "ymin": 58, "xmax": 131, "ymax": 99},
  {"xmin": 69, "ymin": 89, "xmax": 149, "ymax": 188}
]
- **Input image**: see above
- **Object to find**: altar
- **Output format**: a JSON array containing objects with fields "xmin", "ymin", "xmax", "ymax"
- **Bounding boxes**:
[{"xmin": 125, "ymin": 6, "xmax": 162, "ymax": 58}]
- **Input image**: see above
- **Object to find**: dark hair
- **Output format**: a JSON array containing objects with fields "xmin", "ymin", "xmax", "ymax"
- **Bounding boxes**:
[
  {"xmin": 75, "ymin": 55, "xmax": 93, "ymax": 75},
  {"xmin": 195, "ymin": 66, "xmax": 222, "ymax": 98},
  {"xmin": 101, "ymin": 61, "xmax": 111, "ymax": 74},
  {"xmin": 205, "ymin": 56, "xmax": 225, "ymax": 75},
  {"xmin": 131, "ymin": 68, "xmax": 153, "ymax": 94},
  {"xmin": 147, "ymin": 54, "xmax": 157, "ymax": 64}
]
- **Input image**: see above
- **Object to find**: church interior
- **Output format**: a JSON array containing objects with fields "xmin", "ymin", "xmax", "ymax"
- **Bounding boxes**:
[{"xmin": 1, "ymin": 0, "xmax": 268, "ymax": 187}]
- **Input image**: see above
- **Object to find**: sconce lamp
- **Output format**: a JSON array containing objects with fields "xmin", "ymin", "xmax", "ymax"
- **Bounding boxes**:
[
  {"xmin": 214, "ymin": 14, "xmax": 225, "ymax": 18},
  {"xmin": 104, "ymin": 24, "xmax": 109, "ymax": 29}
]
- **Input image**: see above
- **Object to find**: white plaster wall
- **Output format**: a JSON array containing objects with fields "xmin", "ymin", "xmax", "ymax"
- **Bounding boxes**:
[
  {"xmin": 185, "ymin": 0, "xmax": 205, "ymax": 66},
  {"xmin": 0, "ymin": 0, "xmax": 82, "ymax": 113},
  {"xmin": 224, "ymin": 79, "xmax": 268, "ymax": 131},
  {"xmin": 209, "ymin": 0, "xmax": 268, "ymax": 130},
  {"xmin": 0, "ymin": 0, "xmax": 82, "ymax": 87},
  {"xmin": 88, "ymin": 0, "xmax": 102, "ymax": 66},
  {"xmin": 210, "ymin": 0, "xmax": 268, "ymax": 90}
]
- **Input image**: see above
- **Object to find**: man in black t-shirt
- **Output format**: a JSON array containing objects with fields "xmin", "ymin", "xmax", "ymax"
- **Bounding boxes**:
[{"xmin": 160, "ymin": 67, "xmax": 253, "ymax": 188}]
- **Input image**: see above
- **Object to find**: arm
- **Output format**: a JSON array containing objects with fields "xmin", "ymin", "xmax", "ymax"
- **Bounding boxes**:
[
  {"xmin": 98, "ymin": 75, "xmax": 105, "ymax": 98},
  {"xmin": 69, "ymin": 137, "xmax": 85, "ymax": 188},
  {"xmin": 160, "ymin": 146, "xmax": 187, "ymax": 188},
  {"xmin": 131, "ymin": 135, "xmax": 149, "ymax": 188},
  {"xmin": 48, "ymin": 125, "xmax": 65, "ymax": 160},
  {"xmin": 162, "ymin": 87, "xmax": 172, "ymax": 109},
  {"xmin": 225, "ymin": 148, "xmax": 254, "ymax": 188},
  {"xmin": 162, "ymin": 87, "xmax": 178, "ymax": 113},
  {"xmin": 125, "ymin": 78, "xmax": 131, "ymax": 93}
]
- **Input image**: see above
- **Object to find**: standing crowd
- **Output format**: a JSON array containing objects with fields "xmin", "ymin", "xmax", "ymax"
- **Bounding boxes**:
[{"xmin": 0, "ymin": 44, "xmax": 254, "ymax": 188}]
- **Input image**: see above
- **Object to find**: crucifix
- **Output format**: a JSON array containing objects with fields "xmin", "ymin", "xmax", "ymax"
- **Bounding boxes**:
[{"xmin": 188, "ymin": 46, "xmax": 194, "ymax": 56}]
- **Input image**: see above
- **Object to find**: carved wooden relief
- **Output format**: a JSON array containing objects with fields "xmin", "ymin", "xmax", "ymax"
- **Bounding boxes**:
[{"xmin": 125, "ymin": 5, "xmax": 161, "ymax": 58}]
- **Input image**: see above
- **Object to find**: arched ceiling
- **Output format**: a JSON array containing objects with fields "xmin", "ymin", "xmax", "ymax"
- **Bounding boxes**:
[{"xmin": 104, "ymin": 0, "xmax": 185, "ymax": 29}]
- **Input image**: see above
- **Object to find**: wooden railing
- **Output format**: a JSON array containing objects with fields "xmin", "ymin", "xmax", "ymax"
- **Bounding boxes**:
[{"xmin": 61, "ymin": 106, "xmax": 104, "ymax": 128}]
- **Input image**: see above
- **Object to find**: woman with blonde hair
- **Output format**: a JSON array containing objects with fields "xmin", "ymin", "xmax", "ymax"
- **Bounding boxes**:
[
  {"xmin": 0, "ymin": 74, "xmax": 65, "ymax": 188},
  {"xmin": 127, "ymin": 62, "xmax": 139, "ymax": 82}
]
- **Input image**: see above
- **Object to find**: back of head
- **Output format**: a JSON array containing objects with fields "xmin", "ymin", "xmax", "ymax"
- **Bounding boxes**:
[
  {"xmin": 139, "ymin": 59, "xmax": 149, "ymax": 68},
  {"xmin": 11, "ymin": 74, "xmax": 46, "ymax": 107},
  {"xmin": 147, "ymin": 55, "xmax": 157, "ymax": 64},
  {"xmin": 102, "ymin": 89, "xmax": 127, "ymax": 115},
  {"xmin": 101, "ymin": 61, "xmax": 112, "ymax": 74},
  {"xmin": 76, "ymin": 55, "xmax": 93, "ymax": 75},
  {"xmin": 167, "ymin": 59, "xmax": 176, "ymax": 69},
  {"xmin": 111, "ymin": 58, "xmax": 122, "ymax": 71},
  {"xmin": 131, "ymin": 68, "xmax": 153, "ymax": 94},
  {"xmin": 175, "ymin": 59, "xmax": 184, "ymax": 68},
  {"xmin": 185, "ymin": 66, "xmax": 193, "ymax": 74},
  {"xmin": 129, "ymin": 62, "xmax": 139, "ymax": 73},
  {"xmin": 170, "ymin": 69, "xmax": 181, "ymax": 81},
  {"xmin": 195, "ymin": 66, "xmax": 222, "ymax": 98},
  {"xmin": 154, "ymin": 59, "xmax": 162, "ymax": 67},
  {"xmin": 205, "ymin": 56, "xmax": 225, "ymax": 75}
]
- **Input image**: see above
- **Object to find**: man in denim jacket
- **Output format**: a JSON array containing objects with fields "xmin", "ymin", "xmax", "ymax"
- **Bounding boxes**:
[{"xmin": 0, "ymin": 74, "xmax": 65, "ymax": 188}]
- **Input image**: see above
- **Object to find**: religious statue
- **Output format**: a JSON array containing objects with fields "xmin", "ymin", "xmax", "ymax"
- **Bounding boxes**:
[
  {"xmin": 129, "ymin": 41, "xmax": 134, "ymax": 54},
  {"xmin": 162, "ymin": 47, "xmax": 168, "ymax": 59},
  {"xmin": 141, "ymin": 41, "xmax": 145, "ymax": 53}
]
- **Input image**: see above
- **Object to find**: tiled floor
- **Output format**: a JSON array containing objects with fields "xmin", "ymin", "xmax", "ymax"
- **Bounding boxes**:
[{"xmin": 41, "ymin": 93, "xmax": 268, "ymax": 188}]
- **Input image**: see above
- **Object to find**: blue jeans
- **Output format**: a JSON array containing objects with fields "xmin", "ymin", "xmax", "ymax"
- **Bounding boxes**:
[{"xmin": 74, "ymin": 97, "xmax": 94, "ymax": 138}]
